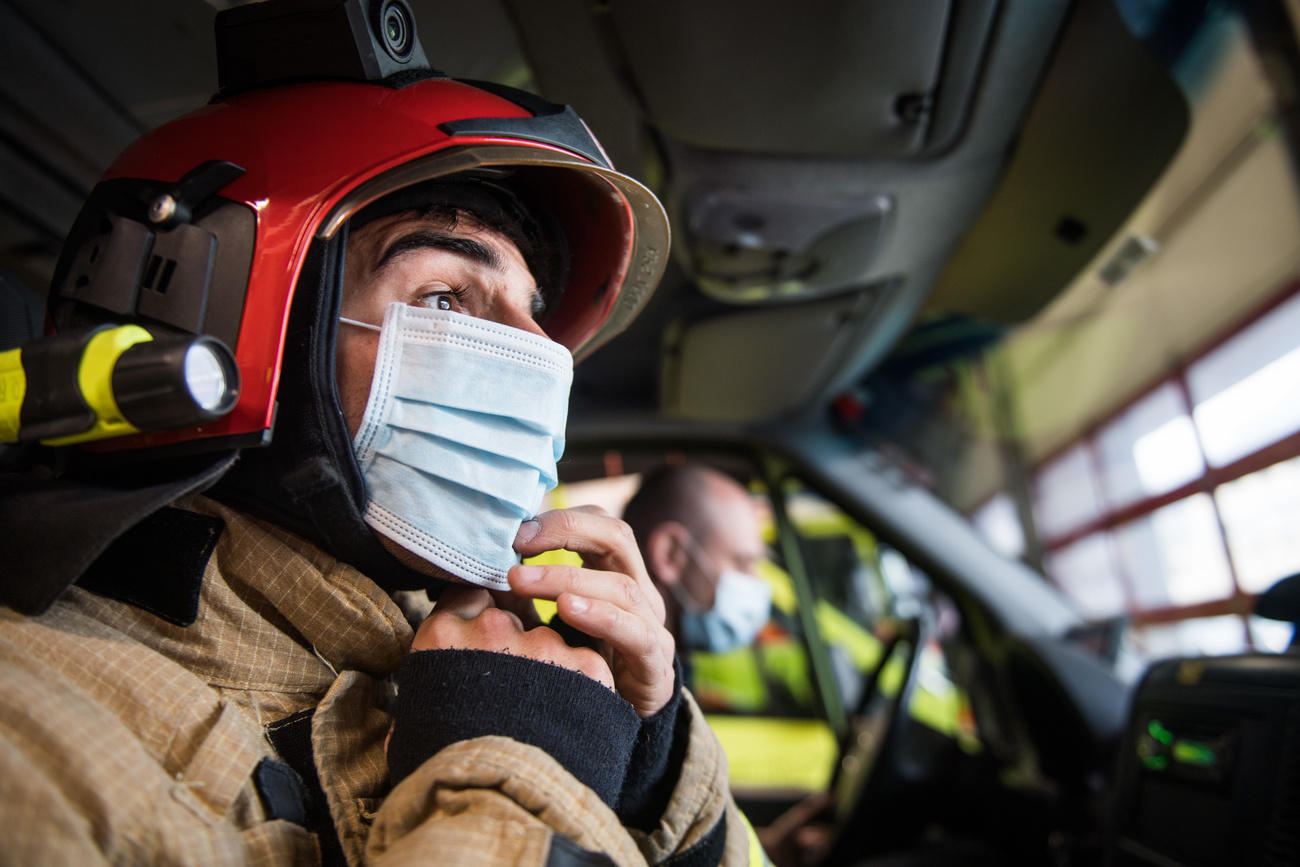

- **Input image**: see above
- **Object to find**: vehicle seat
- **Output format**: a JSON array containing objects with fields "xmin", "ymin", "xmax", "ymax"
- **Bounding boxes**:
[{"xmin": 1255, "ymin": 572, "xmax": 1300, "ymax": 650}]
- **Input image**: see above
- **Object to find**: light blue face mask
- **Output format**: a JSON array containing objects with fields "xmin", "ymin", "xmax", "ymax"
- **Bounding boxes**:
[
  {"xmin": 342, "ymin": 302, "xmax": 573, "ymax": 589},
  {"xmin": 671, "ymin": 541, "xmax": 773, "ymax": 653}
]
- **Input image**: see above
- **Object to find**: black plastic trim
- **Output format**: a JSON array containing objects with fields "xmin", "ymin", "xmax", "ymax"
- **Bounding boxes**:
[
  {"xmin": 51, "ymin": 178, "xmax": 256, "ymax": 350},
  {"xmin": 442, "ymin": 80, "xmax": 609, "ymax": 169}
]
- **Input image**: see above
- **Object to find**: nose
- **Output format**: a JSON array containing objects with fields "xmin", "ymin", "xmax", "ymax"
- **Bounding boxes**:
[
  {"xmin": 517, "ymin": 316, "xmax": 550, "ymax": 340},
  {"xmin": 495, "ymin": 302, "xmax": 551, "ymax": 340}
]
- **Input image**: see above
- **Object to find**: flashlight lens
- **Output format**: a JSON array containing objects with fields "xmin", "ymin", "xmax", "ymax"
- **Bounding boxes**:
[{"xmin": 184, "ymin": 343, "xmax": 231, "ymax": 411}]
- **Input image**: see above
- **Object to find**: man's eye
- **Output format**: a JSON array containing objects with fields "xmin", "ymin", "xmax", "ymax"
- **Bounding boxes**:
[{"xmin": 416, "ymin": 286, "xmax": 466, "ymax": 311}]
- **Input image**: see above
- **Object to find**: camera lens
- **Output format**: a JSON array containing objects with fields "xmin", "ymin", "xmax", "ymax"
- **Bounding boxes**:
[{"xmin": 376, "ymin": 1, "xmax": 412, "ymax": 60}]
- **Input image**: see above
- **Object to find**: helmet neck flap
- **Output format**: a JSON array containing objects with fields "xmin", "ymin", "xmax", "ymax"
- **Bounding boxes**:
[{"xmin": 208, "ymin": 226, "xmax": 431, "ymax": 589}]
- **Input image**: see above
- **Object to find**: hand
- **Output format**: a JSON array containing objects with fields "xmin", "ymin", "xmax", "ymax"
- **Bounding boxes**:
[
  {"xmin": 410, "ymin": 584, "xmax": 615, "ymax": 690},
  {"xmin": 508, "ymin": 506, "xmax": 677, "ymax": 717}
]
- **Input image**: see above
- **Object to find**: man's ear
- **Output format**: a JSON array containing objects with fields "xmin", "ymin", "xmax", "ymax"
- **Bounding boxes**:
[{"xmin": 646, "ymin": 521, "xmax": 690, "ymax": 586}]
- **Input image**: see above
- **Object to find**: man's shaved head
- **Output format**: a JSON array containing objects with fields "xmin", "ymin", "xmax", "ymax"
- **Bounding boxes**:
[
  {"xmin": 622, "ymin": 461, "xmax": 767, "ymax": 634},
  {"xmin": 622, "ymin": 463, "xmax": 746, "ymax": 558}
]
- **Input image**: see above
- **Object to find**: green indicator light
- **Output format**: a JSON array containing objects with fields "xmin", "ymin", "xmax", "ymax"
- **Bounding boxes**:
[
  {"xmin": 1148, "ymin": 719, "xmax": 1173, "ymax": 746},
  {"xmin": 1172, "ymin": 739, "xmax": 1216, "ymax": 768},
  {"xmin": 1142, "ymin": 755, "xmax": 1170, "ymax": 771}
]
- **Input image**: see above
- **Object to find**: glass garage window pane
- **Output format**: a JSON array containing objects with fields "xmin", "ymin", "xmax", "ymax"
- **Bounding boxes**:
[
  {"xmin": 1113, "ymin": 494, "xmax": 1234, "ymax": 608},
  {"xmin": 1134, "ymin": 615, "xmax": 1247, "ymax": 660},
  {"xmin": 1094, "ymin": 383, "xmax": 1204, "ymax": 509},
  {"xmin": 1033, "ymin": 444, "xmax": 1105, "ymax": 541},
  {"xmin": 1187, "ymin": 292, "xmax": 1300, "ymax": 466},
  {"xmin": 970, "ymin": 492, "xmax": 1026, "ymax": 559},
  {"xmin": 1215, "ymin": 454, "xmax": 1300, "ymax": 593},
  {"xmin": 1249, "ymin": 616, "xmax": 1295, "ymax": 654},
  {"xmin": 1044, "ymin": 533, "xmax": 1127, "ymax": 619}
]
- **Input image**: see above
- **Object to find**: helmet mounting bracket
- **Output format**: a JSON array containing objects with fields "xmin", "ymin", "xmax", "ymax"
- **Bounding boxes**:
[{"xmin": 214, "ymin": 0, "xmax": 435, "ymax": 99}]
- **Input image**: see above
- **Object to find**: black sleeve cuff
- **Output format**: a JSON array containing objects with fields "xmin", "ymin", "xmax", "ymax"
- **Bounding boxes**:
[
  {"xmin": 387, "ymin": 649, "xmax": 641, "ymax": 808},
  {"xmin": 617, "ymin": 655, "xmax": 688, "ymax": 830}
]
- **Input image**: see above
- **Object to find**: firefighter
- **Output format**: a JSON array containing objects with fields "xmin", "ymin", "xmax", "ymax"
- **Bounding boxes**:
[{"xmin": 0, "ymin": 1, "xmax": 749, "ymax": 862}]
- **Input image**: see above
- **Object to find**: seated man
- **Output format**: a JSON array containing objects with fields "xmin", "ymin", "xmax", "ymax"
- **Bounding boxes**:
[
  {"xmin": 0, "ymin": 3, "xmax": 748, "ymax": 864},
  {"xmin": 623, "ymin": 464, "xmax": 837, "ymax": 866},
  {"xmin": 622, "ymin": 463, "xmax": 773, "ymax": 686}
]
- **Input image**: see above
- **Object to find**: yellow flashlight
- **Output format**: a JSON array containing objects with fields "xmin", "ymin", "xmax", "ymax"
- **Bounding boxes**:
[{"xmin": 0, "ymin": 324, "xmax": 240, "ymax": 446}]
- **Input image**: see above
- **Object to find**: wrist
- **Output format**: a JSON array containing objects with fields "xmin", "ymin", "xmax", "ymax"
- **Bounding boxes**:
[{"xmin": 387, "ymin": 648, "xmax": 641, "ymax": 807}]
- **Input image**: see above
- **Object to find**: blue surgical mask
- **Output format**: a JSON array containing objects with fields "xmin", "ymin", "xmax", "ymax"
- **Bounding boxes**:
[
  {"xmin": 672, "ymin": 551, "xmax": 773, "ymax": 653},
  {"xmin": 342, "ymin": 302, "xmax": 572, "ymax": 590}
]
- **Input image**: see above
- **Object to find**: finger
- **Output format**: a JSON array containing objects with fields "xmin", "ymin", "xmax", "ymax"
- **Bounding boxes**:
[
  {"xmin": 490, "ymin": 589, "xmax": 542, "ymax": 629},
  {"xmin": 431, "ymin": 585, "xmax": 494, "ymax": 619},
  {"xmin": 509, "ymin": 563, "xmax": 676, "ymax": 680},
  {"xmin": 520, "ymin": 628, "xmax": 615, "ymax": 690},
  {"xmin": 513, "ymin": 509, "xmax": 664, "ymax": 623},
  {"xmin": 510, "ymin": 563, "xmax": 644, "ymax": 613},
  {"xmin": 475, "ymin": 605, "xmax": 526, "ymax": 634},
  {"xmin": 414, "ymin": 587, "xmax": 495, "ymax": 651},
  {"xmin": 556, "ymin": 593, "xmax": 674, "ymax": 716},
  {"xmin": 556, "ymin": 592, "xmax": 658, "ymax": 658},
  {"xmin": 412, "ymin": 613, "xmax": 617, "ymax": 692},
  {"xmin": 413, "ymin": 602, "xmax": 525, "ymax": 652},
  {"xmin": 513, "ymin": 507, "xmax": 628, "ymax": 565}
]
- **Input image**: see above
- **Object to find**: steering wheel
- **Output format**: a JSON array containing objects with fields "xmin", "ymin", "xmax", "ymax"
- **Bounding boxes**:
[{"xmin": 821, "ymin": 609, "xmax": 933, "ymax": 863}]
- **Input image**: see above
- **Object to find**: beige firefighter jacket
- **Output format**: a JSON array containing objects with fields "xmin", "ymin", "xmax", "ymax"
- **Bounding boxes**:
[{"xmin": 0, "ymin": 496, "xmax": 750, "ymax": 864}]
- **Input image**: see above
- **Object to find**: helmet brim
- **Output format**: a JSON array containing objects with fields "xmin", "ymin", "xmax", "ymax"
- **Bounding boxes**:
[{"xmin": 318, "ymin": 144, "xmax": 670, "ymax": 361}]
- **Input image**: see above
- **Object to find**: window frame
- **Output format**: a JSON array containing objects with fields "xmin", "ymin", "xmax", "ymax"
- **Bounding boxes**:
[{"xmin": 1022, "ymin": 280, "xmax": 1300, "ymax": 644}]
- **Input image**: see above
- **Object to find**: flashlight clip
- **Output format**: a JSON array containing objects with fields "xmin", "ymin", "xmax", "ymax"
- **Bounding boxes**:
[
  {"xmin": 54, "ymin": 160, "xmax": 248, "ymax": 339},
  {"xmin": 146, "ymin": 160, "xmax": 246, "ymax": 231}
]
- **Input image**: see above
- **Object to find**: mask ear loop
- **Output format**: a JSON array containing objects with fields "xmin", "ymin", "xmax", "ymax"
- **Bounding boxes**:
[
  {"xmin": 672, "ymin": 533, "xmax": 718, "ymax": 613},
  {"xmin": 667, "ymin": 576, "xmax": 705, "ymax": 614},
  {"xmin": 339, "ymin": 316, "xmax": 381, "ymax": 332}
]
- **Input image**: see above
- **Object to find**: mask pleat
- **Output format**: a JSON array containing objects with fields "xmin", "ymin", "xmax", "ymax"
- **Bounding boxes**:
[
  {"xmin": 374, "ymin": 427, "xmax": 548, "ymax": 510},
  {"xmin": 385, "ymin": 401, "xmax": 562, "ymax": 473},
  {"xmin": 393, "ymin": 340, "xmax": 571, "ymax": 434},
  {"xmin": 364, "ymin": 456, "xmax": 527, "ymax": 574}
]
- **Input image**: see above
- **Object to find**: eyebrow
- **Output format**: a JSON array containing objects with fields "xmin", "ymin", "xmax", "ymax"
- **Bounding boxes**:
[
  {"xmin": 374, "ymin": 230, "xmax": 502, "ymax": 273},
  {"xmin": 373, "ymin": 229, "xmax": 548, "ymax": 315}
]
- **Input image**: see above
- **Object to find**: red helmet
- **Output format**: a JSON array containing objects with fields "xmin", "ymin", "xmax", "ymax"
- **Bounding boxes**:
[
  {"xmin": 24, "ymin": 2, "xmax": 670, "ymax": 594},
  {"xmin": 51, "ymin": 74, "xmax": 668, "ymax": 453}
]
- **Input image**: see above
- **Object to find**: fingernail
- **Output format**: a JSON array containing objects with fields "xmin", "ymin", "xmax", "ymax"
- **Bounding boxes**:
[
  {"xmin": 514, "ymin": 520, "xmax": 541, "ymax": 546},
  {"xmin": 514, "ymin": 565, "xmax": 543, "ymax": 585},
  {"xmin": 568, "ymin": 595, "xmax": 589, "ymax": 613}
]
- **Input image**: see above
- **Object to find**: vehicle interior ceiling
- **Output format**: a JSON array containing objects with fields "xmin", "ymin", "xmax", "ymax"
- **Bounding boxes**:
[{"xmin": 3, "ymin": 1, "xmax": 1300, "ymax": 863}]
